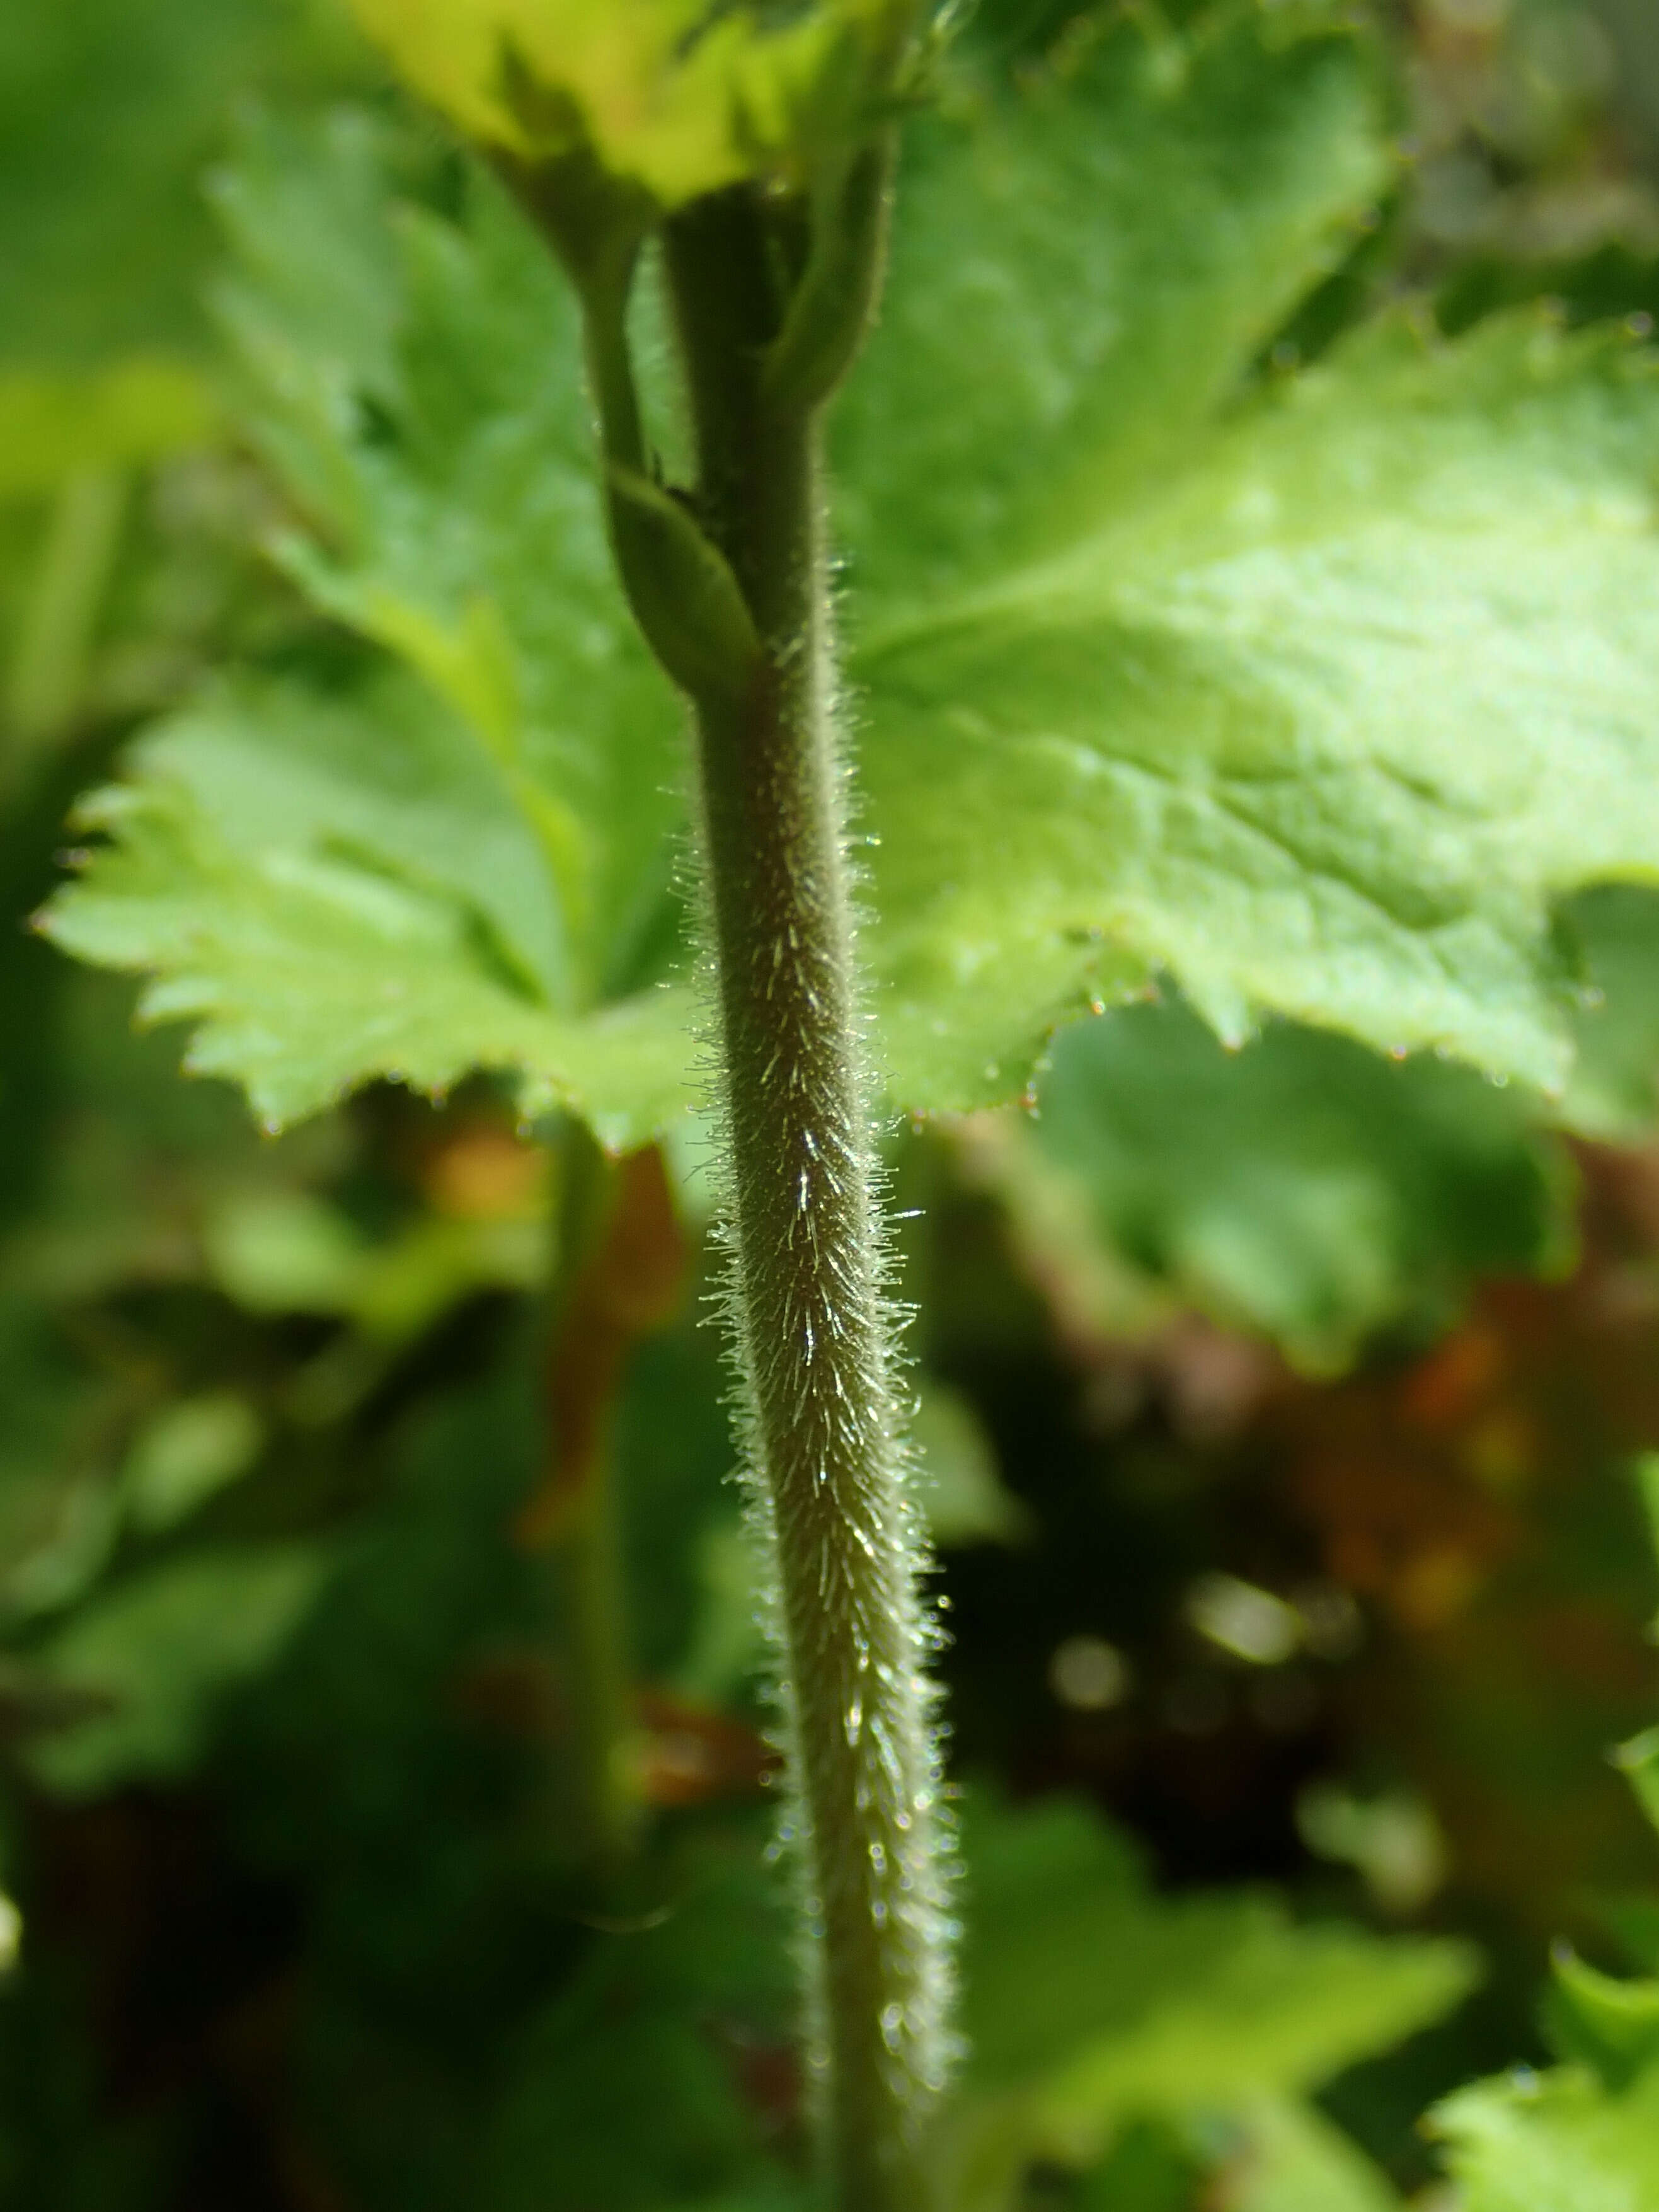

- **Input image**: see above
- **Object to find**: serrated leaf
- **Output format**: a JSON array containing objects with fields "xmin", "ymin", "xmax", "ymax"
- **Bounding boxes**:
[
  {"xmin": 50, "ymin": 4, "xmax": 1659, "ymax": 1144},
  {"xmin": 856, "ymin": 300, "xmax": 1659, "ymax": 1109},
  {"xmin": 1432, "ymin": 2063, "xmax": 1659, "ymax": 2212},
  {"xmin": 829, "ymin": 3, "xmax": 1659, "ymax": 1109},
  {"xmin": 347, "ymin": 0, "xmax": 924, "ymax": 204},
  {"xmin": 943, "ymin": 1796, "xmax": 1478, "ymax": 2198},
  {"xmin": 43, "ymin": 115, "xmax": 697, "ymax": 1144},
  {"xmin": 43, "ymin": 677, "xmax": 696, "ymax": 1144},
  {"xmin": 834, "ymin": 3, "xmax": 1392, "ymax": 606},
  {"xmin": 210, "ymin": 112, "xmax": 688, "ymax": 1003}
]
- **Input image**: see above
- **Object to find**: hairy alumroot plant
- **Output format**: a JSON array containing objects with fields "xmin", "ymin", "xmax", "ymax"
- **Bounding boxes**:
[
  {"xmin": 663, "ymin": 176, "xmax": 958, "ymax": 2172},
  {"xmin": 343, "ymin": 2, "xmax": 956, "ymax": 2203}
]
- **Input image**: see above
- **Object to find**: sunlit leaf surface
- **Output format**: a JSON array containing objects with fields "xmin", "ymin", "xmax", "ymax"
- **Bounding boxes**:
[{"xmin": 45, "ymin": 4, "xmax": 1659, "ymax": 1140}]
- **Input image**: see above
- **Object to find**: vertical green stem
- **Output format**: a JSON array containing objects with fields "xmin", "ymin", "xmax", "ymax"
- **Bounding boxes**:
[
  {"xmin": 5, "ymin": 468, "xmax": 127, "ymax": 754},
  {"xmin": 551, "ymin": 1448, "xmax": 636, "ymax": 1884},
  {"xmin": 664, "ymin": 188, "xmax": 950, "ymax": 2211},
  {"xmin": 525, "ymin": 1124, "xmax": 686, "ymax": 1886},
  {"xmin": 532, "ymin": 1120, "xmax": 640, "ymax": 1887}
]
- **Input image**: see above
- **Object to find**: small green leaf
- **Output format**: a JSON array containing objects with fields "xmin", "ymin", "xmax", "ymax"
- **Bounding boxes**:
[
  {"xmin": 602, "ymin": 458, "xmax": 762, "ymax": 705},
  {"xmin": 26, "ymin": 1543, "xmax": 336, "ymax": 1795},
  {"xmin": 943, "ymin": 1796, "xmax": 1478, "ymax": 2194},
  {"xmin": 1432, "ymin": 2061, "xmax": 1659, "ymax": 2212},
  {"xmin": 1545, "ymin": 1948, "xmax": 1659, "ymax": 2094},
  {"xmin": 1224, "ymin": 2100, "xmax": 1402, "ymax": 2212},
  {"xmin": 1562, "ymin": 888, "xmax": 1659, "ymax": 1139},
  {"xmin": 41, "ymin": 678, "xmax": 696, "ymax": 1144},
  {"xmin": 1020, "ymin": 997, "xmax": 1570, "ymax": 1368},
  {"xmin": 122, "ymin": 1393, "xmax": 265, "ymax": 1534}
]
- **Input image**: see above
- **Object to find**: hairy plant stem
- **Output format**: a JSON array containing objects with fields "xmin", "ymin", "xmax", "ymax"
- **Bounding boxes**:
[{"xmin": 662, "ymin": 183, "xmax": 950, "ymax": 2211}]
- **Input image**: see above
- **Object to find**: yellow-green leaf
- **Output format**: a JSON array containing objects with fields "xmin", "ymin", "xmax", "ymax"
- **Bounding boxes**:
[
  {"xmin": 348, "ymin": 0, "xmax": 923, "ymax": 203},
  {"xmin": 0, "ymin": 359, "xmax": 215, "ymax": 499}
]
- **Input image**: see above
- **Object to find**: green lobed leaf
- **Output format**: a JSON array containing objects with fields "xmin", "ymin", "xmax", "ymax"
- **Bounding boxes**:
[
  {"xmin": 856, "ymin": 292, "xmax": 1659, "ymax": 1109},
  {"xmin": 210, "ymin": 110, "xmax": 689, "ymax": 1008},
  {"xmin": 1020, "ymin": 996, "xmax": 1571, "ymax": 1368},
  {"xmin": 1432, "ymin": 2063, "xmax": 1659, "ymax": 2212},
  {"xmin": 42, "ymin": 112, "xmax": 697, "ymax": 1144},
  {"xmin": 941, "ymin": 1795, "xmax": 1477, "ymax": 2199},
  {"xmin": 827, "ymin": 1, "xmax": 1659, "ymax": 1110},
  {"xmin": 47, "ymin": 3, "xmax": 1659, "ymax": 1143},
  {"xmin": 44, "ymin": 677, "xmax": 695, "ymax": 1144},
  {"xmin": 25, "ymin": 1543, "xmax": 337, "ymax": 1796}
]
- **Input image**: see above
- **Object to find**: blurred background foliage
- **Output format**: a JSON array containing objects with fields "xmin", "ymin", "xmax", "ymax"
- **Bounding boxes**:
[{"xmin": 4, "ymin": 1, "xmax": 1659, "ymax": 2208}]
